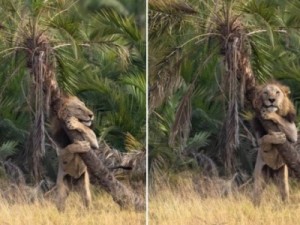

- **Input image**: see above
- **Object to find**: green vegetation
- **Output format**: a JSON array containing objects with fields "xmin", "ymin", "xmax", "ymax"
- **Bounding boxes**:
[
  {"xmin": 149, "ymin": 0, "xmax": 300, "ymax": 181},
  {"xmin": 0, "ymin": 0, "xmax": 145, "ymax": 183}
]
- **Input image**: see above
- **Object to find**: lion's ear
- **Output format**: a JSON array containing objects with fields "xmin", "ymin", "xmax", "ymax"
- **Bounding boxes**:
[{"xmin": 281, "ymin": 85, "xmax": 291, "ymax": 95}]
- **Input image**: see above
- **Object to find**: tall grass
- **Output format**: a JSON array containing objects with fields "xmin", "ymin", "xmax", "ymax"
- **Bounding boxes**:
[
  {"xmin": 149, "ymin": 172, "xmax": 300, "ymax": 225},
  {"xmin": 0, "ymin": 188, "xmax": 145, "ymax": 225}
]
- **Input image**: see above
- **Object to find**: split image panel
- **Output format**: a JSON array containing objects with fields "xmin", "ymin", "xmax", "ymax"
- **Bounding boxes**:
[{"xmin": 1, "ymin": 0, "xmax": 300, "ymax": 225}]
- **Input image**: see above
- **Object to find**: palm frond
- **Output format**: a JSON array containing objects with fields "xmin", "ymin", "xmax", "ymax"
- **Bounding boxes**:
[
  {"xmin": 0, "ymin": 141, "xmax": 18, "ymax": 160},
  {"xmin": 149, "ymin": 48, "xmax": 183, "ymax": 111},
  {"xmin": 124, "ymin": 132, "xmax": 144, "ymax": 152},
  {"xmin": 149, "ymin": 0, "xmax": 198, "ymax": 41},
  {"xmin": 184, "ymin": 132, "xmax": 211, "ymax": 153},
  {"xmin": 169, "ymin": 84, "xmax": 193, "ymax": 148},
  {"xmin": 95, "ymin": 8, "xmax": 141, "ymax": 43}
]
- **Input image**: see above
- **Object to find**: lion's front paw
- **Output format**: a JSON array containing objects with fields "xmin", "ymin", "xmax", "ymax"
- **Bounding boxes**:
[
  {"xmin": 66, "ymin": 117, "xmax": 81, "ymax": 130},
  {"xmin": 270, "ymin": 132, "xmax": 286, "ymax": 144},
  {"xmin": 261, "ymin": 110, "xmax": 278, "ymax": 122}
]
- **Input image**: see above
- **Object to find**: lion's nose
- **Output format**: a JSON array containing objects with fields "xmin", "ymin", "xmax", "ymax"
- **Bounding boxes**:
[
  {"xmin": 89, "ymin": 113, "xmax": 94, "ymax": 119},
  {"xmin": 269, "ymin": 98, "xmax": 275, "ymax": 103}
]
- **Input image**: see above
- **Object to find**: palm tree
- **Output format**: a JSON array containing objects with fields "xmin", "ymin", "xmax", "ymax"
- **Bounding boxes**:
[
  {"xmin": 0, "ymin": 0, "xmax": 145, "ymax": 183},
  {"xmin": 149, "ymin": 0, "xmax": 300, "ymax": 176}
]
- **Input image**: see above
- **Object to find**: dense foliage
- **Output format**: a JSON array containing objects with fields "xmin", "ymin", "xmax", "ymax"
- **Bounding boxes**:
[
  {"xmin": 149, "ymin": 0, "xmax": 300, "ymax": 180},
  {"xmin": 0, "ymin": 0, "xmax": 145, "ymax": 182}
]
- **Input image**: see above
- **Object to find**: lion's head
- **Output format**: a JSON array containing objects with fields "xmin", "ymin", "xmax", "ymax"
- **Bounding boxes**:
[
  {"xmin": 57, "ymin": 96, "xmax": 94, "ymax": 127},
  {"xmin": 253, "ymin": 82, "xmax": 296, "ymax": 121}
]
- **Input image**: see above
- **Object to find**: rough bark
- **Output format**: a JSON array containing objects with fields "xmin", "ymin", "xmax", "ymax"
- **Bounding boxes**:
[
  {"xmin": 257, "ymin": 117, "xmax": 300, "ymax": 179},
  {"xmin": 79, "ymin": 150, "xmax": 145, "ymax": 210},
  {"xmin": 276, "ymin": 142, "xmax": 300, "ymax": 179},
  {"xmin": 218, "ymin": 18, "xmax": 256, "ymax": 175},
  {"xmin": 25, "ymin": 34, "xmax": 56, "ymax": 182},
  {"xmin": 93, "ymin": 142, "xmax": 146, "ymax": 196}
]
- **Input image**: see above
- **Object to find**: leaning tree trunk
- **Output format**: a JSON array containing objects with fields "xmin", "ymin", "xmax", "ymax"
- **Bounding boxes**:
[
  {"xmin": 79, "ymin": 151, "xmax": 145, "ymax": 210},
  {"xmin": 276, "ymin": 141, "xmax": 300, "ymax": 179},
  {"xmin": 218, "ymin": 18, "xmax": 256, "ymax": 175},
  {"xmin": 62, "ymin": 126, "xmax": 145, "ymax": 211},
  {"xmin": 257, "ymin": 117, "xmax": 300, "ymax": 179}
]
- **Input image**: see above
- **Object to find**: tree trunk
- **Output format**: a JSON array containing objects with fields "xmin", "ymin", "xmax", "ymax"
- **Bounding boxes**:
[
  {"xmin": 218, "ymin": 18, "xmax": 256, "ymax": 175},
  {"xmin": 258, "ymin": 117, "xmax": 300, "ymax": 178},
  {"xmin": 79, "ymin": 150, "xmax": 145, "ymax": 210},
  {"xmin": 276, "ymin": 142, "xmax": 300, "ymax": 179},
  {"xmin": 25, "ymin": 33, "xmax": 56, "ymax": 182}
]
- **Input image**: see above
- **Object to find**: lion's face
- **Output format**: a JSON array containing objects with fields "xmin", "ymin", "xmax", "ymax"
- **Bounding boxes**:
[
  {"xmin": 58, "ymin": 96, "xmax": 94, "ymax": 127},
  {"xmin": 261, "ymin": 84, "xmax": 285, "ymax": 113},
  {"xmin": 253, "ymin": 82, "xmax": 295, "ymax": 119}
]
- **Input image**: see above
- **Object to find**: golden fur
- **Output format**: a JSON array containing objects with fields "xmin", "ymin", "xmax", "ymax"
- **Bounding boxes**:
[
  {"xmin": 252, "ymin": 82, "xmax": 297, "ymax": 205},
  {"xmin": 50, "ymin": 95, "xmax": 99, "ymax": 211}
]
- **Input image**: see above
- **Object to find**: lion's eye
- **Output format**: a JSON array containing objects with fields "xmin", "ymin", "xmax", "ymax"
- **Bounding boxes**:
[{"xmin": 276, "ymin": 91, "xmax": 280, "ymax": 95}]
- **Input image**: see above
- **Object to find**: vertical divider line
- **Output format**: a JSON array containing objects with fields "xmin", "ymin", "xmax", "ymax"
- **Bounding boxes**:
[{"xmin": 145, "ymin": 0, "xmax": 149, "ymax": 224}]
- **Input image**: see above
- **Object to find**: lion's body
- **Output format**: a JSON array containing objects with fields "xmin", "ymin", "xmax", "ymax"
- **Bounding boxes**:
[
  {"xmin": 255, "ymin": 112, "xmax": 285, "ymax": 170},
  {"xmin": 252, "ymin": 82, "xmax": 297, "ymax": 205},
  {"xmin": 50, "ymin": 95, "xmax": 99, "ymax": 210}
]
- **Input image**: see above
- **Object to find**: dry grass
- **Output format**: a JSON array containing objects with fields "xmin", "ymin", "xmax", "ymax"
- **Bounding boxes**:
[
  {"xmin": 0, "ymin": 189, "xmax": 145, "ymax": 225},
  {"xmin": 149, "ymin": 172, "xmax": 300, "ymax": 225}
]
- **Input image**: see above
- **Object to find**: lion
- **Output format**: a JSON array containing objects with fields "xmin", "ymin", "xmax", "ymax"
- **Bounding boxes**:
[
  {"xmin": 252, "ymin": 81, "xmax": 297, "ymax": 205},
  {"xmin": 50, "ymin": 95, "xmax": 99, "ymax": 211}
]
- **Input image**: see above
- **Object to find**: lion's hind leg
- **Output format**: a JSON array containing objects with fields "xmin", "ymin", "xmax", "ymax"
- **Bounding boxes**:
[
  {"xmin": 274, "ymin": 165, "xmax": 289, "ymax": 203},
  {"xmin": 55, "ymin": 170, "xmax": 70, "ymax": 211},
  {"xmin": 253, "ymin": 153, "xmax": 267, "ymax": 206},
  {"xmin": 75, "ymin": 171, "xmax": 92, "ymax": 209}
]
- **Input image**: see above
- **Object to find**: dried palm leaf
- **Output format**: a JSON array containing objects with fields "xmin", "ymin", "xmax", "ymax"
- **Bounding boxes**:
[{"xmin": 169, "ymin": 84, "xmax": 193, "ymax": 148}]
